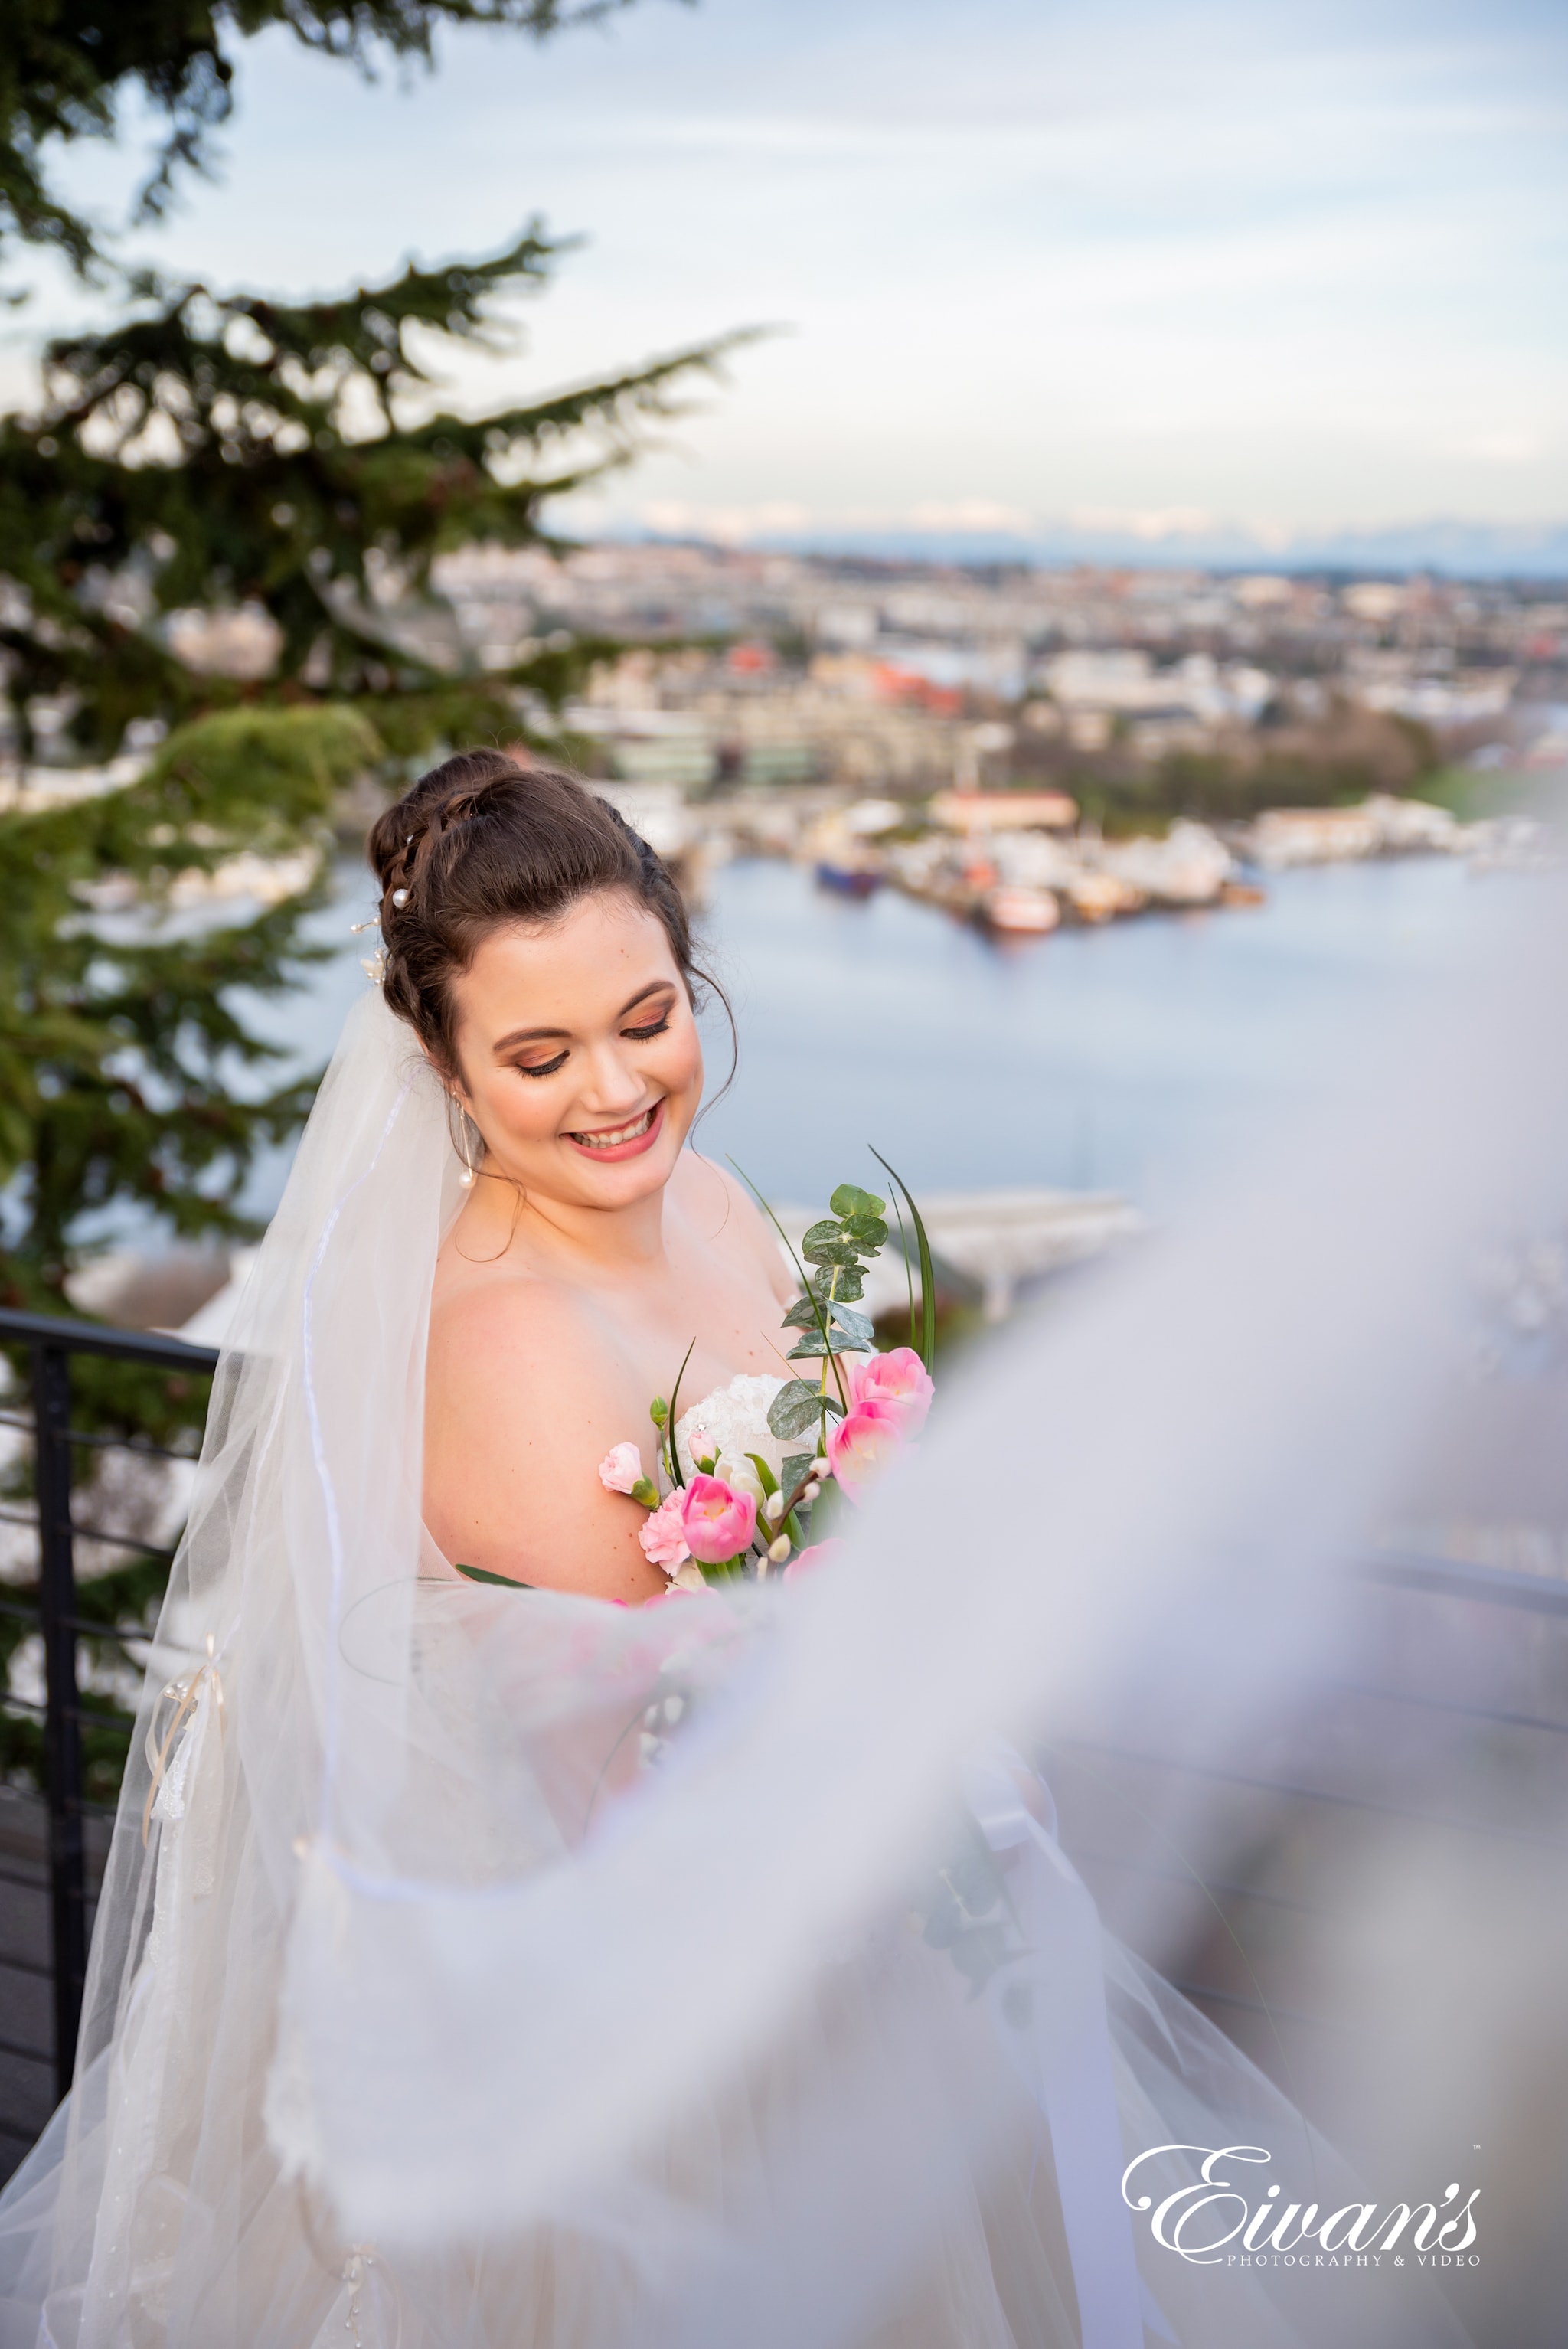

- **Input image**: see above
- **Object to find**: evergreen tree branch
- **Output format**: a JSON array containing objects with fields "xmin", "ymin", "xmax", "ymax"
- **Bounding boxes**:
[{"xmin": 0, "ymin": 2, "xmax": 665, "ymax": 280}]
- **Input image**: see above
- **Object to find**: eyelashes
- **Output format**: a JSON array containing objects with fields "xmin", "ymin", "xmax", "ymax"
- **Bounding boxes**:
[{"xmin": 514, "ymin": 1014, "xmax": 672, "ymax": 1080}]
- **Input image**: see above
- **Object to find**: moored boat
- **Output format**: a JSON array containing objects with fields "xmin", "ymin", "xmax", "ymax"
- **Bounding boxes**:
[
  {"xmin": 982, "ymin": 884, "xmax": 1060, "ymax": 935},
  {"xmin": 815, "ymin": 858, "xmax": 884, "ymax": 897}
]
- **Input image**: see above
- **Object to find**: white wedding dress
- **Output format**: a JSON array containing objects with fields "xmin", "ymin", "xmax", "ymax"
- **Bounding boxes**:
[{"xmin": 0, "ymin": 973, "xmax": 1512, "ymax": 2349}]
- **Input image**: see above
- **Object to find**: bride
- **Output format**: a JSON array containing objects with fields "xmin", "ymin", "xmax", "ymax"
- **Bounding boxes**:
[
  {"xmin": 0, "ymin": 752, "xmax": 1469, "ymax": 2349},
  {"xmin": 397, "ymin": 754, "xmax": 795, "ymax": 1603}
]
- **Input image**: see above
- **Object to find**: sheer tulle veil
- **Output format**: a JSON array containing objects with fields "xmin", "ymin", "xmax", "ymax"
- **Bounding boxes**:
[{"xmin": 3, "ymin": 844, "xmax": 1566, "ymax": 2347}]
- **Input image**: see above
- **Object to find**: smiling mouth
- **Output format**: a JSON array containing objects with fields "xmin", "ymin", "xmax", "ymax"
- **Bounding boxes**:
[{"xmin": 565, "ymin": 1103, "xmax": 661, "ymax": 1154}]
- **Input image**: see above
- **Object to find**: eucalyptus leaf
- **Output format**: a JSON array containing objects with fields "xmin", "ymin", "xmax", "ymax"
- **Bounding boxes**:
[
  {"xmin": 802, "ymin": 1235, "xmax": 859, "ymax": 1268},
  {"xmin": 812, "ymin": 1263, "xmax": 864, "ymax": 1302},
  {"xmin": 780, "ymin": 1453, "xmax": 814, "ymax": 1498},
  {"xmin": 802, "ymin": 1219, "xmax": 844, "ymax": 1249},
  {"xmin": 782, "ymin": 1295, "xmax": 824, "ymax": 1331},
  {"xmin": 827, "ymin": 1300, "xmax": 875, "ymax": 1345},
  {"xmin": 830, "ymin": 1184, "xmax": 885, "ymax": 1220},
  {"xmin": 768, "ymin": 1380, "xmax": 831, "ymax": 1439},
  {"xmin": 786, "ymin": 1330, "xmax": 857, "ymax": 1358},
  {"xmin": 841, "ymin": 1215, "xmax": 888, "ymax": 1250}
]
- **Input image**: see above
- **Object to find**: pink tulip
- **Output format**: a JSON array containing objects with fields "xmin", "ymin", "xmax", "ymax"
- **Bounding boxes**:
[
  {"xmin": 782, "ymin": 1539, "xmax": 845, "ymax": 1583},
  {"xmin": 680, "ymin": 1473, "xmax": 758, "ymax": 1565},
  {"xmin": 850, "ymin": 1347, "xmax": 934, "ymax": 1436},
  {"xmin": 638, "ymin": 1491, "xmax": 691, "ymax": 1570},
  {"xmin": 826, "ymin": 1397, "xmax": 905, "ymax": 1498},
  {"xmin": 598, "ymin": 1441, "xmax": 644, "ymax": 1495}
]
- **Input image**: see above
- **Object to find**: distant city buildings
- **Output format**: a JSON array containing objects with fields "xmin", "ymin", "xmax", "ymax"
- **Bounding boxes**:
[{"xmin": 431, "ymin": 541, "xmax": 1568, "ymax": 799}]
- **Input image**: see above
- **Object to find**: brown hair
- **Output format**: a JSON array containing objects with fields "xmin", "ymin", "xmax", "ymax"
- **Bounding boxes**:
[{"xmin": 368, "ymin": 747, "xmax": 724, "ymax": 1083}]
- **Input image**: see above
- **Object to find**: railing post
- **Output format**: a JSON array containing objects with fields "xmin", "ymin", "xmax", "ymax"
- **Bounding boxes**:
[{"xmin": 31, "ymin": 1341, "xmax": 86, "ymax": 2102}]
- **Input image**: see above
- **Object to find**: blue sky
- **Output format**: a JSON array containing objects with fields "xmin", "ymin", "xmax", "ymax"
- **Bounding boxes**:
[{"xmin": 11, "ymin": 0, "xmax": 1568, "ymax": 547}]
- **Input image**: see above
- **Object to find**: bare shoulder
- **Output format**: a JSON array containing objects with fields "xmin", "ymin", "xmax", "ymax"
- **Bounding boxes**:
[
  {"xmin": 426, "ymin": 1267, "xmax": 635, "ymax": 1446},
  {"xmin": 672, "ymin": 1151, "xmax": 792, "ymax": 1301},
  {"xmin": 424, "ymin": 1268, "xmax": 665, "ymax": 1602}
]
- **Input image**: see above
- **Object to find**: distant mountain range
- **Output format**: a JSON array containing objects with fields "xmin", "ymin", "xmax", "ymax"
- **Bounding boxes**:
[{"xmin": 636, "ymin": 517, "xmax": 1568, "ymax": 581}]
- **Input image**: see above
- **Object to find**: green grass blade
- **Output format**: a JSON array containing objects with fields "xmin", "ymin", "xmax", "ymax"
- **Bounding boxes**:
[
  {"xmin": 870, "ymin": 1148, "xmax": 935, "ymax": 1369},
  {"xmin": 665, "ymin": 1335, "xmax": 698, "ymax": 1488},
  {"xmin": 887, "ymin": 1181, "xmax": 917, "ymax": 1357}
]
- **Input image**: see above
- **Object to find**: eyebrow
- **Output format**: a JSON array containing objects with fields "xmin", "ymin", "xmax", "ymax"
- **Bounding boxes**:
[{"xmin": 490, "ymin": 978, "xmax": 675, "ymax": 1057}]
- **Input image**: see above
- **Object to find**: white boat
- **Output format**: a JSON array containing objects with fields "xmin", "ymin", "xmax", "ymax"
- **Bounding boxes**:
[{"xmin": 982, "ymin": 884, "xmax": 1060, "ymax": 935}]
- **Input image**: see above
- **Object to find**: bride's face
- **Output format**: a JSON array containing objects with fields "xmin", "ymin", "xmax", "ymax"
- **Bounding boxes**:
[{"xmin": 445, "ymin": 889, "xmax": 705, "ymax": 1207}]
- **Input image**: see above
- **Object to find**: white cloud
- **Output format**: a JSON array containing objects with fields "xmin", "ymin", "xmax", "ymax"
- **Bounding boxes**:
[
  {"xmin": 1439, "ymin": 431, "xmax": 1549, "ymax": 466},
  {"xmin": 18, "ymin": 0, "xmax": 1568, "ymax": 531}
]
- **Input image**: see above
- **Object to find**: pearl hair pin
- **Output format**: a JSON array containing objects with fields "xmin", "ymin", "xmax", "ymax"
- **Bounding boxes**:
[{"xmin": 391, "ymin": 887, "xmax": 409, "ymax": 907}]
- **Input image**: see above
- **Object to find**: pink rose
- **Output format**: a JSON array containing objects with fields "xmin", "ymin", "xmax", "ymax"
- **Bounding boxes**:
[
  {"xmin": 598, "ymin": 1441, "xmax": 644, "ymax": 1495},
  {"xmin": 638, "ymin": 1490, "xmax": 691, "ymax": 1570},
  {"xmin": 782, "ymin": 1538, "xmax": 845, "ymax": 1583},
  {"xmin": 680, "ymin": 1473, "xmax": 758, "ymax": 1566},
  {"xmin": 850, "ymin": 1347, "xmax": 934, "ymax": 1436},
  {"xmin": 826, "ymin": 1397, "xmax": 905, "ymax": 1498}
]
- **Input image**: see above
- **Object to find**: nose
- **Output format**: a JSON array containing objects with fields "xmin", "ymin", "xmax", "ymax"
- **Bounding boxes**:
[{"xmin": 573, "ymin": 1037, "xmax": 652, "ymax": 1118}]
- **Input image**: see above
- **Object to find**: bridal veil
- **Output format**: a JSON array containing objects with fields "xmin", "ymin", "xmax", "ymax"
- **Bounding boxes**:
[{"xmin": 2, "ymin": 836, "xmax": 1566, "ymax": 2347}]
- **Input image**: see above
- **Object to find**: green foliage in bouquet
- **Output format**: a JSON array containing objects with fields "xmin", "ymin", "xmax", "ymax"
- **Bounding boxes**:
[{"xmin": 746, "ymin": 1161, "xmax": 935, "ymax": 1456}]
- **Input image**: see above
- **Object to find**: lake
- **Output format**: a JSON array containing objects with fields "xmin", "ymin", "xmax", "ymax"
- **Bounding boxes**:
[{"xmin": 247, "ymin": 847, "xmax": 1501, "ymax": 1221}]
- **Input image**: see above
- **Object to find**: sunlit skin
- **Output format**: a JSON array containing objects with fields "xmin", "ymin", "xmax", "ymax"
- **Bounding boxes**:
[{"xmin": 423, "ymin": 889, "xmax": 795, "ymax": 1602}]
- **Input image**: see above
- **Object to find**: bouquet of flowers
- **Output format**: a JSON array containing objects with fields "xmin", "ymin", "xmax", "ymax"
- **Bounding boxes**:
[{"xmin": 599, "ymin": 1157, "xmax": 937, "ymax": 1592}]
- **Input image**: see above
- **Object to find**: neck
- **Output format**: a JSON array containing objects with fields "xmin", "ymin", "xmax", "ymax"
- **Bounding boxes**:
[{"xmin": 461, "ymin": 1165, "xmax": 671, "ymax": 1278}]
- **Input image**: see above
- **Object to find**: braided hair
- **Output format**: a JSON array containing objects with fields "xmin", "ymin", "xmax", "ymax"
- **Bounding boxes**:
[{"xmin": 368, "ymin": 747, "xmax": 721, "ymax": 1082}]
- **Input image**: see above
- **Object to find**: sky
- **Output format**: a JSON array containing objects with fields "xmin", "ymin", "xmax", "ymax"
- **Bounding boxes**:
[{"xmin": 11, "ymin": 0, "xmax": 1568, "ymax": 555}]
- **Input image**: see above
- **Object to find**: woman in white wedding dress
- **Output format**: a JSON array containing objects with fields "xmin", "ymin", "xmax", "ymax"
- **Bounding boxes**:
[
  {"xmin": 399, "ymin": 756, "xmax": 796, "ymax": 1603},
  {"xmin": 0, "ymin": 753, "xmax": 1474, "ymax": 2349}
]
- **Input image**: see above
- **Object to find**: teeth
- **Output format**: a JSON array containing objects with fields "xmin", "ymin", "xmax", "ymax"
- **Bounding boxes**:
[{"xmin": 570, "ymin": 1105, "xmax": 657, "ymax": 1151}]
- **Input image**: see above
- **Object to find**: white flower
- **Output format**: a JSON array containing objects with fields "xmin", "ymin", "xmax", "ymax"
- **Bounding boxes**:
[
  {"xmin": 673, "ymin": 1375, "xmax": 789, "ymax": 1484},
  {"xmin": 715, "ymin": 1453, "xmax": 766, "ymax": 1509}
]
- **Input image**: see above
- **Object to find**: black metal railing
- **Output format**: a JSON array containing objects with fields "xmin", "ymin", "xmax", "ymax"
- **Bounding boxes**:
[{"xmin": 0, "ymin": 1306, "xmax": 217, "ymax": 2131}]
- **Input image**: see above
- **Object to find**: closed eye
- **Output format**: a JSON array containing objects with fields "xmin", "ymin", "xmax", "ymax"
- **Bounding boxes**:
[
  {"xmin": 623, "ymin": 1015, "xmax": 671, "ymax": 1042},
  {"xmin": 515, "ymin": 1050, "xmax": 568, "ymax": 1080}
]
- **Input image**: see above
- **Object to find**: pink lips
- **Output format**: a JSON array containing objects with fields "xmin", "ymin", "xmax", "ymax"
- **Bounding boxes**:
[{"xmin": 564, "ymin": 1099, "xmax": 665, "ymax": 1164}]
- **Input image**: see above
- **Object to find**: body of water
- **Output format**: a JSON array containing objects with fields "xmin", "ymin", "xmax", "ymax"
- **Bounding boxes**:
[{"xmin": 249, "ymin": 848, "xmax": 1504, "ymax": 1222}]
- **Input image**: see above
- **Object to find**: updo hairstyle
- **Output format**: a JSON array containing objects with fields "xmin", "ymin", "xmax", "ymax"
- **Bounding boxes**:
[{"xmin": 368, "ymin": 748, "xmax": 718, "ymax": 1083}]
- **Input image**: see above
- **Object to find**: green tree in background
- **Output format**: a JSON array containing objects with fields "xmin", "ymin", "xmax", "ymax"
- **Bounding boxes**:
[
  {"xmin": 1, "ymin": 707, "xmax": 374, "ymax": 1294},
  {"xmin": 0, "ymin": 229, "xmax": 732, "ymax": 769},
  {"xmin": 1, "ymin": 2, "xmax": 643, "ymax": 280},
  {"xmin": 0, "ymin": 8, "xmax": 736, "ymax": 1303},
  {"xmin": 0, "ymin": 0, "xmax": 726, "ymax": 1795}
]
